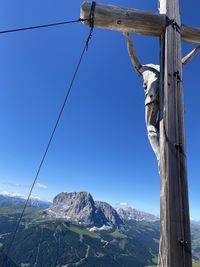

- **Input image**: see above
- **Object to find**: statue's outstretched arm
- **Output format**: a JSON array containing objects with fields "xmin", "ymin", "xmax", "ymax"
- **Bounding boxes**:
[
  {"xmin": 123, "ymin": 33, "xmax": 143, "ymax": 75},
  {"xmin": 182, "ymin": 45, "xmax": 200, "ymax": 65}
]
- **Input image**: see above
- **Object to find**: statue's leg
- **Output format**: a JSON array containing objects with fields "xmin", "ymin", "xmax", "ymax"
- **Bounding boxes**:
[{"xmin": 145, "ymin": 102, "xmax": 160, "ymax": 161}]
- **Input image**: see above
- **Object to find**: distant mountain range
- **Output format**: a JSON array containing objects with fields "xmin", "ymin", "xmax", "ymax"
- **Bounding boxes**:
[
  {"xmin": 115, "ymin": 207, "xmax": 159, "ymax": 222},
  {"xmin": 0, "ymin": 193, "xmax": 51, "ymax": 209},
  {"xmin": 1, "ymin": 192, "xmax": 199, "ymax": 226},
  {"xmin": 1, "ymin": 192, "xmax": 159, "ymax": 228},
  {"xmin": 192, "ymin": 220, "xmax": 200, "ymax": 226},
  {"xmin": 44, "ymin": 191, "xmax": 160, "ymax": 229},
  {"xmin": 45, "ymin": 191, "xmax": 124, "ymax": 229},
  {"xmin": 0, "ymin": 191, "xmax": 200, "ymax": 266}
]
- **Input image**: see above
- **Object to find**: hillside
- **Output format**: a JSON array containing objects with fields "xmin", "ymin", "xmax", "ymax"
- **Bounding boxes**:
[
  {"xmin": 0, "ymin": 193, "xmax": 199, "ymax": 266},
  {"xmin": 0, "ymin": 206, "xmax": 160, "ymax": 267}
]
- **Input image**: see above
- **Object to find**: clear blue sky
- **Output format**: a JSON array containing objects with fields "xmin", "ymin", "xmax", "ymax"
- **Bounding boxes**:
[{"xmin": 0, "ymin": 0, "xmax": 199, "ymax": 219}]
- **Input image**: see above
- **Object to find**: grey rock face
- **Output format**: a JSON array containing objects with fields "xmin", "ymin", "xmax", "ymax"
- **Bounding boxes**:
[
  {"xmin": 95, "ymin": 201, "xmax": 123, "ymax": 226},
  {"xmin": 48, "ymin": 192, "xmax": 97, "ymax": 226},
  {"xmin": 46, "ymin": 192, "xmax": 124, "ymax": 228},
  {"xmin": 115, "ymin": 207, "xmax": 159, "ymax": 222}
]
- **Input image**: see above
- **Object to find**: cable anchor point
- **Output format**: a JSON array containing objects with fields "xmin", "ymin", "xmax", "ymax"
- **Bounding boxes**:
[
  {"xmin": 89, "ymin": 1, "xmax": 96, "ymax": 28},
  {"xmin": 166, "ymin": 18, "xmax": 181, "ymax": 33},
  {"xmin": 86, "ymin": 1, "xmax": 96, "ymax": 50}
]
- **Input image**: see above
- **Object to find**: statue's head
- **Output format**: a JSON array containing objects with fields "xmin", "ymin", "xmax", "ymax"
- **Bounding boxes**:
[{"xmin": 141, "ymin": 64, "xmax": 160, "ymax": 105}]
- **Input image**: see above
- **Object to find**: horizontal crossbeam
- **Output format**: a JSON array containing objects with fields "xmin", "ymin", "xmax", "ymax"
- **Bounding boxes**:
[
  {"xmin": 81, "ymin": 2, "xmax": 200, "ymax": 45},
  {"xmin": 181, "ymin": 25, "xmax": 200, "ymax": 44}
]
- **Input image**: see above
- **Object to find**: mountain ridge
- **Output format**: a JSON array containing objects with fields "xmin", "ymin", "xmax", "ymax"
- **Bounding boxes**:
[
  {"xmin": 0, "ymin": 193, "xmax": 51, "ymax": 209},
  {"xmin": 45, "ymin": 191, "xmax": 160, "ymax": 228},
  {"xmin": 115, "ymin": 206, "xmax": 159, "ymax": 222},
  {"xmin": 0, "ymin": 192, "xmax": 200, "ymax": 266},
  {"xmin": 1, "ymin": 192, "xmax": 199, "ymax": 225},
  {"xmin": 45, "ymin": 191, "xmax": 124, "ymax": 229}
]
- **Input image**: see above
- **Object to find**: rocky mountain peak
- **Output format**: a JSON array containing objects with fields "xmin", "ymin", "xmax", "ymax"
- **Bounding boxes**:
[
  {"xmin": 45, "ymin": 191, "xmax": 159, "ymax": 228},
  {"xmin": 95, "ymin": 201, "xmax": 123, "ymax": 226},
  {"xmin": 53, "ymin": 191, "xmax": 94, "ymax": 208},
  {"xmin": 46, "ymin": 191, "xmax": 124, "ymax": 229},
  {"xmin": 115, "ymin": 206, "xmax": 159, "ymax": 222}
]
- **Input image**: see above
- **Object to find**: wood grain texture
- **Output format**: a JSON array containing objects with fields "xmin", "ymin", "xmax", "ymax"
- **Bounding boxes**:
[
  {"xmin": 181, "ymin": 24, "xmax": 200, "ymax": 44},
  {"xmin": 81, "ymin": 2, "xmax": 200, "ymax": 45},
  {"xmin": 81, "ymin": 1, "xmax": 165, "ymax": 36},
  {"xmin": 159, "ymin": 0, "xmax": 192, "ymax": 266}
]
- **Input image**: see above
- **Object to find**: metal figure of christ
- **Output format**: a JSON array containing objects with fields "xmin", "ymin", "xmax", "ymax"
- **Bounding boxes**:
[{"xmin": 124, "ymin": 33, "xmax": 200, "ymax": 165}]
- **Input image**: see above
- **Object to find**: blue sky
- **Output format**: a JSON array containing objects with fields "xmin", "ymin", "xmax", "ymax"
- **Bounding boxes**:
[{"xmin": 0, "ymin": 0, "xmax": 199, "ymax": 219}]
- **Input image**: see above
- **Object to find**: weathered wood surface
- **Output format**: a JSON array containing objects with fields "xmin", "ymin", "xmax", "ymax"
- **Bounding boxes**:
[
  {"xmin": 182, "ymin": 24, "xmax": 200, "ymax": 45},
  {"xmin": 81, "ymin": 1, "xmax": 165, "ymax": 36},
  {"xmin": 159, "ymin": 0, "xmax": 192, "ymax": 266},
  {"xmin": 81, "ymin": 1, "xmax": 200, "ymax": 44}
]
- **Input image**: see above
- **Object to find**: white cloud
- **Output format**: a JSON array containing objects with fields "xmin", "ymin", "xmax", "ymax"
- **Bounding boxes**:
[
  {"xmin": 115, "ymin": 202, "xmax": 129, "ymax": 208},
  {"xmin": 3, "ymin": 182, "xmax": 29, "ymax": 188},
  {"xmin": 119, "ymin": 202, "xmax": 128, "ymax": 206},
  {"xmin": 2, "ymin": 191, "xmax": 42, "ymax": 201},
  {"xmin": 2, "ymin": 181, "xmax": 47, "ymax": 190},
  {"xmin": 2, "ymin": 191, "xmax": 23, "ymax": 197},
  {"xmin": 35, "ymin": 182, "xmax": 47, "ymax": 189},
  {"xmin": 30, "ymin": 195, "xmax": 41, "ymax": 200}
]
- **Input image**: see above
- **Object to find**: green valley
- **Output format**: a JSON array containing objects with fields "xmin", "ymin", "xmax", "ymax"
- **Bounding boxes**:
[{"xmin": 0, "ymin": 202, "xmax": 199, "ymax": 266}]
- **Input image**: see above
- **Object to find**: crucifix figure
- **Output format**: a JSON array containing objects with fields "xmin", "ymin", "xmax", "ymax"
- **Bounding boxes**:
[
  {"xmin": 81, "ymin": 1, "xmax": 200, "ymax": 266},
  {"xmin": 123, "ymin": 32, "xmax": 200, "ymax": 164}
]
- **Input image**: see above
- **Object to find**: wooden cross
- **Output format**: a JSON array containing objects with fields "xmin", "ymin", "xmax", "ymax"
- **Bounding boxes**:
[{"xmin": 81, "ymin": 1, "xmax": 200, "ymax": 266}]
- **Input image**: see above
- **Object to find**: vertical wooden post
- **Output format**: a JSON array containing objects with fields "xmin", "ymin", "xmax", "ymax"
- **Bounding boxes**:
[{"xmin": 159, "ymin": 0, "xmax": 192, "ymax": 266}]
